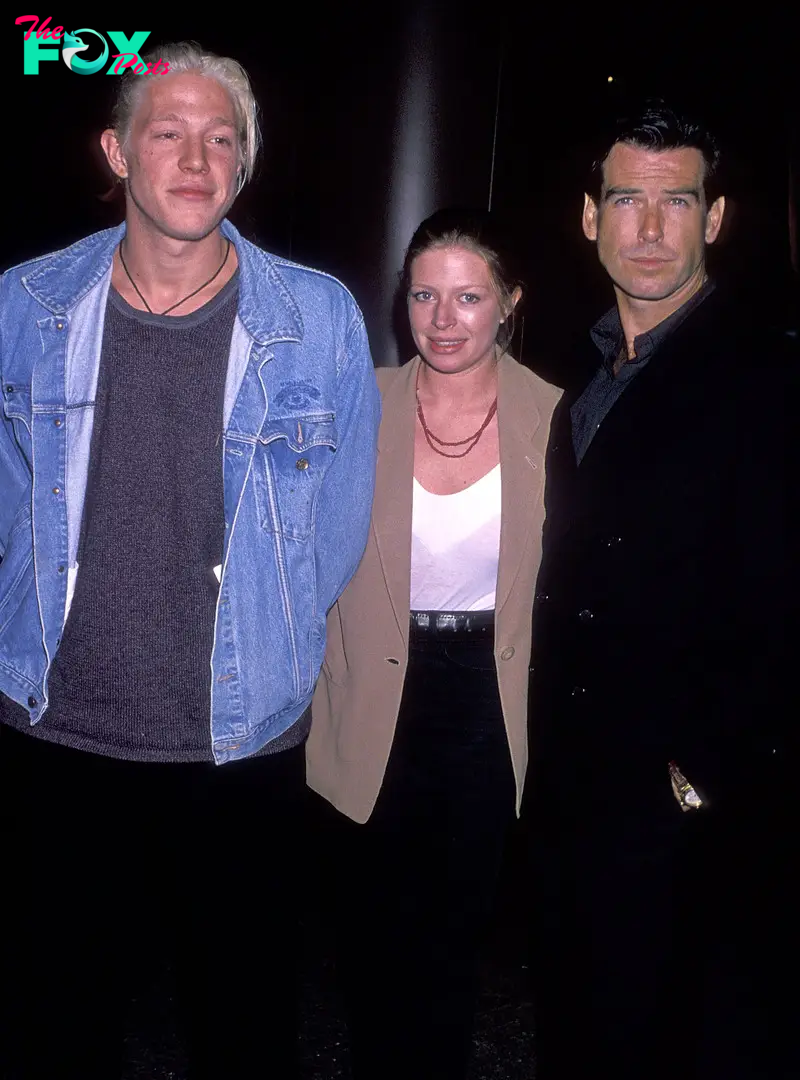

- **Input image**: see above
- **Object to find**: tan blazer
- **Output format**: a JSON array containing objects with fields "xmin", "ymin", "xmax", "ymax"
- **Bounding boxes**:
[{"xmin": 307, "ymin": 354, "xmax": 561, "ymax": 823}]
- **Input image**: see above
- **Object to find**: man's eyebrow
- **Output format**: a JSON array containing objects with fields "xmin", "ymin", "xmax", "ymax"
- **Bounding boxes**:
[
  {"xmin": 602, "ymin": 185, "xmax": 701, "ymax": 200},
  {"xmin": 663, "ymin": 187, "xmax": 701, "ymax": 199},
  {"xmin": 602, "ymin": 186, "xmax": 642, "ymax": 199},
  {"xmin": 148, "ymin": 113, "xmax": 236, "ymax": 127}
]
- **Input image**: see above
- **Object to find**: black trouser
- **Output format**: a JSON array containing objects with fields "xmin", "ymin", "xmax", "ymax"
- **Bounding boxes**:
[
  {"xmin": 528, "ymin": 780, "xmax": 797, "ymax": 1080},
  {"xmin": 0, "ymin": 722, "xmax": 305, "ymax": 1080},
  {"xmin": 322, "ymin": 631, "xmax": 516, "ymax": 1080}
]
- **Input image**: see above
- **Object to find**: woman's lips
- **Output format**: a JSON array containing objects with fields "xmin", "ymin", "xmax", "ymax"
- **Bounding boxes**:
[{"xmin": 428, "ymin": 338, "xmax": 467, "ymax": 354}]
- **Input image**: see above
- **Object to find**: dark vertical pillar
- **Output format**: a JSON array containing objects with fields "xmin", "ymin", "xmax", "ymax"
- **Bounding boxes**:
[{"xmin": 278, "ymin": 5, "xmax": 502, "ymax": 365}]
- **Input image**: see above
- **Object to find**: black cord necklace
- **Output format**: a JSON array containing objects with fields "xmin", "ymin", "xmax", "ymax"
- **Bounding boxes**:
[{"xmin": 118, "ymin": 238, "xmax": 231, "ymax": 316}]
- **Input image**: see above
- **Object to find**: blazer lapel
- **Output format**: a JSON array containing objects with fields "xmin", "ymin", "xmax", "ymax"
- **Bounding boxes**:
[
  {"xmin": 495, "ymin": 355, "xmax": 547, "ymax": 615},
  {"xmin": 372, "ymin": 358, "xmax": 419, "ymax": 644}
]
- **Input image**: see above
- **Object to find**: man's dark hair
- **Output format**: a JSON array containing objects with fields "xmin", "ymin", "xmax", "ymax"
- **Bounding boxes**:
[{"xmin": 586, "ymin": 98, "xmax": 723, "ymax": 206}]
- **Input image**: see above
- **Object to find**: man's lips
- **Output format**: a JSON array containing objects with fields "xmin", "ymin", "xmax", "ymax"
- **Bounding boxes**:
[
  {"xmin": 170, "ymin": 187, "xmax": 214, "ymax": 199},
  {"xmin": 628, "ymin": 256, "xmax": 674, "ymax": 267}
]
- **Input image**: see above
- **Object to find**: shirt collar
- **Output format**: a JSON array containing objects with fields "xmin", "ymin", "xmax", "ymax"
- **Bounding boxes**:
[{"xmin": 590, "ymin": 278, "xmax": 716, "ymax": 372}]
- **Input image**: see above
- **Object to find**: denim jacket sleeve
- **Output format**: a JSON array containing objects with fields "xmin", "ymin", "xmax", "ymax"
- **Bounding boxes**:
[
  {"xmin": 313, "ymin": 310, "xmax": 380, "ymax": 614},
  {"xmin": 0, "ymin": 273, "xmax": 34, "ymax": 561}
]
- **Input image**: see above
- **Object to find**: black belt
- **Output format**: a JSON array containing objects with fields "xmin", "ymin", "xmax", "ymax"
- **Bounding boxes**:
[{"xmin": 409, "ymin": 610, "xmax": 494, "ymax": 640}]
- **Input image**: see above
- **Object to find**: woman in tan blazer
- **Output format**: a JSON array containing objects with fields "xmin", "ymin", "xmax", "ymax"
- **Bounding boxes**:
[{"xmin": 307, "ymin": 209, "xmax": 560, "ymax": 1079}]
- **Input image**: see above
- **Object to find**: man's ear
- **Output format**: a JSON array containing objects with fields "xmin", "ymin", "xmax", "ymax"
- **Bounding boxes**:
[
  {"xmin": 582, "ymin": 193, "xmax": 599, "ymax": 241},
  {"xmin": 705, "ymin": 195, "xmax": 726, "ymax": 244},
  {"xmin": 101, "ymin": 128, "xmax": 128, "ymax": 180}
]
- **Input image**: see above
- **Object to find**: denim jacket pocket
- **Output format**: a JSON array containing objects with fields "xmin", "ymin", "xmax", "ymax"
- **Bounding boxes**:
[
  {"xmin": 2, "ymin": 382, "xmax": 33, "ymax": 456},
  {"xmin": 256, "ymin": 413, "xmax": 338, "ymax": 541}
]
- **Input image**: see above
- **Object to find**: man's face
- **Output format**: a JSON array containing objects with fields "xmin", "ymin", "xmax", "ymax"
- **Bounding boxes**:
[
  {"xmin": 582, "ymin": 142, "xmax": 725, "ymax": 302},
  {"xmin": 104, "ymin": 72, "xmax": 242, "ymax": 242}
]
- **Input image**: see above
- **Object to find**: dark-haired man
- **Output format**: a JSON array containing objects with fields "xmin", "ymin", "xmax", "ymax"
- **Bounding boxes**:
[{"xmin": 528, "ymin": 100, "xmax": 794, "ymax": 1079}]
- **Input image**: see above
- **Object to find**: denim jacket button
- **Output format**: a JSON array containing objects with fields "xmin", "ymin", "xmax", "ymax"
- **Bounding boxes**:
[
  {"xmin": 27, "ymin": 696, "xmax": 38, "ymax": 708},
  {"xmin": 54, "ymin": 418, "xmax": 63, "ymax": 427},
  {"xmin": 295, "ymin": 458, "xmax": 310, "ymax": 471}
]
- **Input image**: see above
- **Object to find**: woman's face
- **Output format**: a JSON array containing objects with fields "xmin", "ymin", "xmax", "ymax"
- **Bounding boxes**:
[{"xmin": 407, "ymin": 245, "xmax": 506, "ymax": 376}]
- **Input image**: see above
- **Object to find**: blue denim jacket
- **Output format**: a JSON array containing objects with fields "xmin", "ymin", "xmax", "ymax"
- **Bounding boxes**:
[{"xmin": 0, "ymin": 219, "xmax": 380, "ymax": 762}]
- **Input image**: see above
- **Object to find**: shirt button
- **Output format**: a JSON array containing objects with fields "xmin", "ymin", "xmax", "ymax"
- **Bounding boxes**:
[
  {"xmin": 535, "ymin": 591, "xmax": 549, "ymax": 603},
  {"xmin": 295, "ymin": 458, "xmax": 309, "ymax": 471},
  {"xmin": 27, "ymin": 695, "xmax": 38, "ymax": 708},
  {"xmin": 500, "ymin": 646, "xmax": 515, "ymax": 661},
  {"xmin": 578, "ymin": 609, "xmax": 594, "ymax": 623},
  {"xmin": 571, "ymin": 686, "xmax": 586, "ymax": 697}
]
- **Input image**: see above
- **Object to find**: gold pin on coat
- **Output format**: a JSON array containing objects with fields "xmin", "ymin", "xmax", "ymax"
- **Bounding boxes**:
[{"xmin": 669, "ymin": 761, "xmax": 703, "ymax": 811}]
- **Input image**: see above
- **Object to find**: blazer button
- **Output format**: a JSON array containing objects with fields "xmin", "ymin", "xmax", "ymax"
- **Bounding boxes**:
[
  {"xmin": 535, "ymin": 591, "xmax": 549, "ymax": 603},
  {"xmin": 500, "ymin": 646, "xmax": 515, "ymax": 661}
]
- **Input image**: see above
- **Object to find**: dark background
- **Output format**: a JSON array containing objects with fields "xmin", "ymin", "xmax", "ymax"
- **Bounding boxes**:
[
  {"xmin": 2, "ymin": 9, "xmax": 798, "ymax": 380},
  {"xmin": 2, "ymin": 13, "xmax": 797, "ymax": 1074}
]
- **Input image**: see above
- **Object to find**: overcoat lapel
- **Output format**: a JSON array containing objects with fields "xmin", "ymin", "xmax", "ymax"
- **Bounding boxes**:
[
  {"xmin": 495, "ymin": 355, "xmax": 547, "ymax": 614},
  {"xmin": 371, "ymin": 358, "xmax": 419, "ymax": 644}
]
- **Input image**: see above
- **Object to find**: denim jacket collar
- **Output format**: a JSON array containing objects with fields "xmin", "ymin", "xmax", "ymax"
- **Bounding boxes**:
[{"xmin": 20, "ymin": 218, "xmax": 304, "ymax": 346}]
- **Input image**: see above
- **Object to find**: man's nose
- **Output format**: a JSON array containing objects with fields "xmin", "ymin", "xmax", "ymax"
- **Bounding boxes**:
[
  {"xmin": 180, "ymin": 135, "xmax": 210, "ymax": 173},
  {"xmin": 638, "ymin": 204, "xmax": 664, "ymax": 244}
]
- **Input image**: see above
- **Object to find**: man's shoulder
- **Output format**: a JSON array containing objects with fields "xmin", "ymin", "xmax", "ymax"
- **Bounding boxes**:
[
  {"xmin": 2, "ymin": 228, "xmax": 121, "ymax": 283},
  {"xmin": 1, "ymin": 227, "xmax": 122, "ymax": 310},
  {"xmin": 237, "ymin": 236, "xmax": 362, "ymax": 316},
  {"xmin": 678, "ymin": 286, "xmax": 797, "ymax": 371}
]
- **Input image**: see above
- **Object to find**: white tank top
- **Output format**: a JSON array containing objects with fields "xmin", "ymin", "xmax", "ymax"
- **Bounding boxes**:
[{"xmin": 410, "ymin": 464, "xmax": 501, "ymax": 612}]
